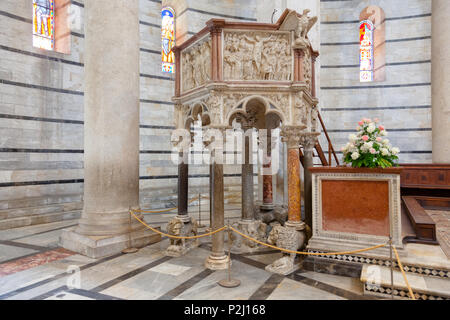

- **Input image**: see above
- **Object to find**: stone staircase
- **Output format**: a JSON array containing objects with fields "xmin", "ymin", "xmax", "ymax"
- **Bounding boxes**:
[
  {"xmin": 0, "ymin": 202, "xmax": 82, "ymax": 231},
  {"xmin": 360, "ymin": 264, "xmax": 450, "ymax": 300}
]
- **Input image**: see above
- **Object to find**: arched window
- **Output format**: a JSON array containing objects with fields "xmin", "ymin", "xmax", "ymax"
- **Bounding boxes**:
[
  {"xmin": 359, "ymin": 20, "xmax": 374, "ymax": 82},
  {"xmin": 33, "ymin": 0, "xmax": 55, "ymax": 50},
  {"xmin": 359, "ymin": 6, "xmax": 385, "ymax": 82},
  {"xmin": 161, "ymin": 7, "xmax": 175, "ymax": 73}
]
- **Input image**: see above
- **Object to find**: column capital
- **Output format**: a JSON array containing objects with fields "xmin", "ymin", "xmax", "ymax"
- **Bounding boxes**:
[
  {"xmin": 300, "ymin": 132, "xmax": 321, "ymax": 151},
  {"xmin": 235, "ymin": 111, "xmax": 258, "ymax": 129},
  {"xmin": 281, "ymin": 125, "xmax": 306, "ymax": 149}
]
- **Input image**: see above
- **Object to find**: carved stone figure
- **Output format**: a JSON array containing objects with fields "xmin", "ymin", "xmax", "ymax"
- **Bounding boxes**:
[
  {"xmin": 230, "ymin": 220, "xmax": 267, "ymax": 253},
  {"xmin": 294, "ymin": 9, "xmax": 318, "ymax": 49},
  {"xmin": 165, "ymin": 217, "xmax": 199, "ymax": 257},
  {"xmin": 182, "ymin": 39, "xmax": 211, "ymax": 92},
  {"xmin": 265, "ymin": 224, "xmax": 306, "ymax": 275},
  {"xmin": 303, "ymin": 48, "xmax": 312, "ymax": 92},
  {"xmin": 224, "ymin": 32, "xmax": 292, "ymax": 81}
]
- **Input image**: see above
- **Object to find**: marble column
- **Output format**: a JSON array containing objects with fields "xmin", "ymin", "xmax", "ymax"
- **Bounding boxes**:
[
  {"xmin": 281, "ymin": 126, "xmax": 305, "ymax": 229},
  {"xmin": 242, "ymin": 129, "xmax": 254, "ymax": 220},
  {"xmin": 177, "ymin": 151, "xmax": 189, "ymax": 221},
  {"xmin": 432, "ymin": 0, "xmax": 450, "ymax": 164},
  {"xmin": 60, "ymin": 0, "xmax": 160, "ymax": 258},
  {"xmin": 205, "ymin": 128, "xmax": 229, "ymax": 270},
  {"xmin": 262, "ymin": 117, "xmax": 279, "ymax": 210},
  {"xmin": 231, "ymin": 116, "xmax": 265, "ymax": 253},
  {"xmin": 301, "ymin": 133, "xmax": 319, "ymax": 235},
  {"xmin": 266, "ymin": 125, "xmax": 307, "ymax": 275}
]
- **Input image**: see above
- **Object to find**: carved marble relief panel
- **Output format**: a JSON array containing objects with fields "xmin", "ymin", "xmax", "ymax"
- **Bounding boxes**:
[
  {"xmin": 181, "ymin": 37, "xmax": 211, "ymax": 92},
  {"xmin": 303, "ymin": 48, "xmax": 312, "ymax": 93},
  {"xmin": 223, "ymin": 31, "xmax": 292, "ymax": 81}
]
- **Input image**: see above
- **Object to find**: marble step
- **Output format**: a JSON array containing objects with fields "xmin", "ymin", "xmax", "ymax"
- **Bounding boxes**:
[
  {"xmin": 361, "ymin": 265, "xmax": 450, "ymax": 300},
  {"xmin": 0, "ymin": 210, "xmax": 81, "ymax": 231},
  {"xmin": 0, "ymin": 202, "xmax": 82, "ymax": 220}
]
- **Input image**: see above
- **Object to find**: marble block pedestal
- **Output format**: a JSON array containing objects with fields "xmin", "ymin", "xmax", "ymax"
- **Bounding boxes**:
[{"xmin": 60, "ymin": 226, "xmax": 161, "ymax": 259}]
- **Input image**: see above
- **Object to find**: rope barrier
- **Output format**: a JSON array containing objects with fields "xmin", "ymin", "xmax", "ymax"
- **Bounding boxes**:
[
  {"xmin": 129, "ymin": 207, "xmax": 416, "ymax": 300},
  {"xmin": 393, "ymin": 246, "xmax": 416, "ymax": 300},
  {"xmin": 230, "ymin": 226, "xmax": 387, "ymax": 256},
  {"xmin": 130, "ymin": 210, "xmax": 227, "ymax": 239}
]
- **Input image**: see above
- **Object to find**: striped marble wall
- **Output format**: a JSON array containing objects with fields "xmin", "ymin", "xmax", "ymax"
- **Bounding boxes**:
[
  {"xmin": 319, "ymin": 0, "xmax": 432, "ymax": 164},
  {"xmin": 0, "ymin": 0, "xmax": 259, "ymax": 212}
]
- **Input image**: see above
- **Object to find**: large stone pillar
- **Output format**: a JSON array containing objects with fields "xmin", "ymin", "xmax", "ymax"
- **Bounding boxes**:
[
  {"xmin": 432, "ymin": 0, "xmax": 450, "ymax": 164},
  {"xmin": 61, "ymin": 0, "xmax": 160, "ymax": 258}
]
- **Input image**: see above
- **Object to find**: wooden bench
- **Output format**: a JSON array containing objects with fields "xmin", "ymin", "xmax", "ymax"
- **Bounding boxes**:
[{"xmin": 402, "ymin": 196, "xmax": 438, "ymax": 245}]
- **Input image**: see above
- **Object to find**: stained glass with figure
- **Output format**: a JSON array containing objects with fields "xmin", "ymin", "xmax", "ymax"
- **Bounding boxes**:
[
  {"xmin": 33, "ymin": 0, "xmax": 54, "ymax": 50},
  {"xmin": 360, "ymin": 20, "xmax": 374, "ymax": 82},
  {"xmin": 162, "ymin": 7, "xmax": 175, "ymax": 73}
]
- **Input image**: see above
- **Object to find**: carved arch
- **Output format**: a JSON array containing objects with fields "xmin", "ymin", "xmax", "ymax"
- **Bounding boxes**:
[
  {"xmin": 226, "ymin": 94, "xmax": 286, "ymax": 126},
  {"xmin": 184, "ymin": 102, "xmax": 211, "ymax": 129}
]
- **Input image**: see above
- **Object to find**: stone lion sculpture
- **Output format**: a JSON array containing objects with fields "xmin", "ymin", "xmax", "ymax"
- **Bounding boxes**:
[
  {"xmin": 165, "ymin": 217, "xmax": 199, "ymax": 257},
  {"xmin": 230, "ymin": 220, "xmax": 267, "ymax": 253},
  {"xmin": 265, "ymin": 224, "xmax": 306, "ymax": 275}
]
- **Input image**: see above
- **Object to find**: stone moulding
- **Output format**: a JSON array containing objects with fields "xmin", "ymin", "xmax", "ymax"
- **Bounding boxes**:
[{"xmin": 307, "ymin": 167, "xmax": 403, "ymax": 259}]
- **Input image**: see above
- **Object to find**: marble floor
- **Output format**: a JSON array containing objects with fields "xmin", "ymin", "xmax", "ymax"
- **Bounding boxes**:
[{"xmin": 0, "ymin": 205, "xmax": 376, "ymax": 300}]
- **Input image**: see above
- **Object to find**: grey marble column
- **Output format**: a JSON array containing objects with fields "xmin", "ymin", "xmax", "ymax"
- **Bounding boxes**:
[
  {"xmin": 177, "ymin": 152, "xmax": 189, "ymax": 220},
  {"xmin": 204, "ymin": 128, "xmax": 229, "ymax": 270},
  {"xmin": 205, "ymin": 162, "xmax": 229, "ymax": 269},
  {"xmin": 432, "ymin": 0, "xmax": 450, "ymax": 164},
  {"xmin": 242, "ymin": 129, "xmax": 254, "ymax": 220},
  {"xmin": 60, "ymin": 0, "xmax": 160, "ymax": 258},
  {"xmin": 302, "ymin": 138, "xmax": 315, "ymax": 230}
]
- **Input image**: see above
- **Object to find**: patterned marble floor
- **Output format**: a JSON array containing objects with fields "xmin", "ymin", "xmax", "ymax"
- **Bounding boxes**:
[
  {"xmin": 427, "ymin": 210, "xmax": 450, "ymax": 259},
  {"xmin": 0, "ymin": 207, "xmax": 373, "ymax": 300}
]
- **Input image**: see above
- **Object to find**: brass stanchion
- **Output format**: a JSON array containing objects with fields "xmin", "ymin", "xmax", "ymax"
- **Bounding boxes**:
[
  {"xmin": 197, "ymin": 193, "xmax": 206, "ymax": 228},
  {"xmin": 389, "ymin": 236, "xmax": 394, "ymax": 300},
  {"xmin": 122, "ymin": 210, "xmax": 138, "ymax": 254},
  {"xmin": 218, "ymin": 221, "xmax": 240, "ymax": 288}
]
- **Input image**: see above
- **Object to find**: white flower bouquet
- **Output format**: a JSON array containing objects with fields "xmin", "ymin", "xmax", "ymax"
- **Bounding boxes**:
[{"xmin": 341, "ymin": 118, "xmax": 400, "ymax": 168}]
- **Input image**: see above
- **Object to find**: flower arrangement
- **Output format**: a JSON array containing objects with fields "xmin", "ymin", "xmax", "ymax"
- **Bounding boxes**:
[{"xmin": 341, "ymin": 118, "xmax": 400, "ymax": 168}]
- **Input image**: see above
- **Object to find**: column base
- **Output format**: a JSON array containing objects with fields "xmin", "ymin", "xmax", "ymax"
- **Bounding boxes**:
[
  {"xmin": 164, "ymin": 216, "xmax": 199, "ymax": 257},
  {"xmin": 205, "ymin": 254, "xmax": 230, "ymax": 270},
  {"xmin": 260, "ymin": 204, "xmax": 275, "ymax": 211},
  {"xmin": 60, "ymin": 226, "xmax": 161, "ymax": 259},
  {"xmin": 285, "ymin": 220, "xmax": 306, "ymax": 231},
  {"xmin": 230, "ymin": 219, "xmax": 267, "ymax": 254}
]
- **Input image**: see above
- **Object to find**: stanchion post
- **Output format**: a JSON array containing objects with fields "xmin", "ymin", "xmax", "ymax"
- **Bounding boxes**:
[
  {"xmin": 389, "ymin": 236, "xmax": 394, "ymax": 300},
  {"xmin": 218, "ymin": 220, "xmax": 240, "ymax": 288},
  {"xmin": 122, "ymin": 209, "xmax": 139, "ymax": 254}
]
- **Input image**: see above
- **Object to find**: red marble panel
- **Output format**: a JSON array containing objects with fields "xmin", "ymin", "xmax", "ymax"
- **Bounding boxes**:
[
  {"xmin": 0, "ymin": 248, "xmax": 75, "ymax": 277},
  {"xmin": 321, "ymin": 180, "xmax": 390, "ymax": 237}
]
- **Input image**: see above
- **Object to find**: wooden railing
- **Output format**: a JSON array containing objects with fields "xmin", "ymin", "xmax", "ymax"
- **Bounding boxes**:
[
  {"xmin": 317, "ymin": 111, "xmax": 339, "ymax": 166},
  {"xmin": 300, "ymin": 110, "xmax": 339, "ymax": 167}
]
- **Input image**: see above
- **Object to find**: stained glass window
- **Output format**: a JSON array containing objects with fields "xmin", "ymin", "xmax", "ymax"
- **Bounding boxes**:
[
  {"xmin": 161, "ymin": 7, "xmax": 175, "ymax": 73},
  {"xmin": 359, "ymin": 20, "xmax": 374, "ymax": 82},
  {"xmin": 33, "ymin": 0, "xmax": 54, "ymax": 51}
]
